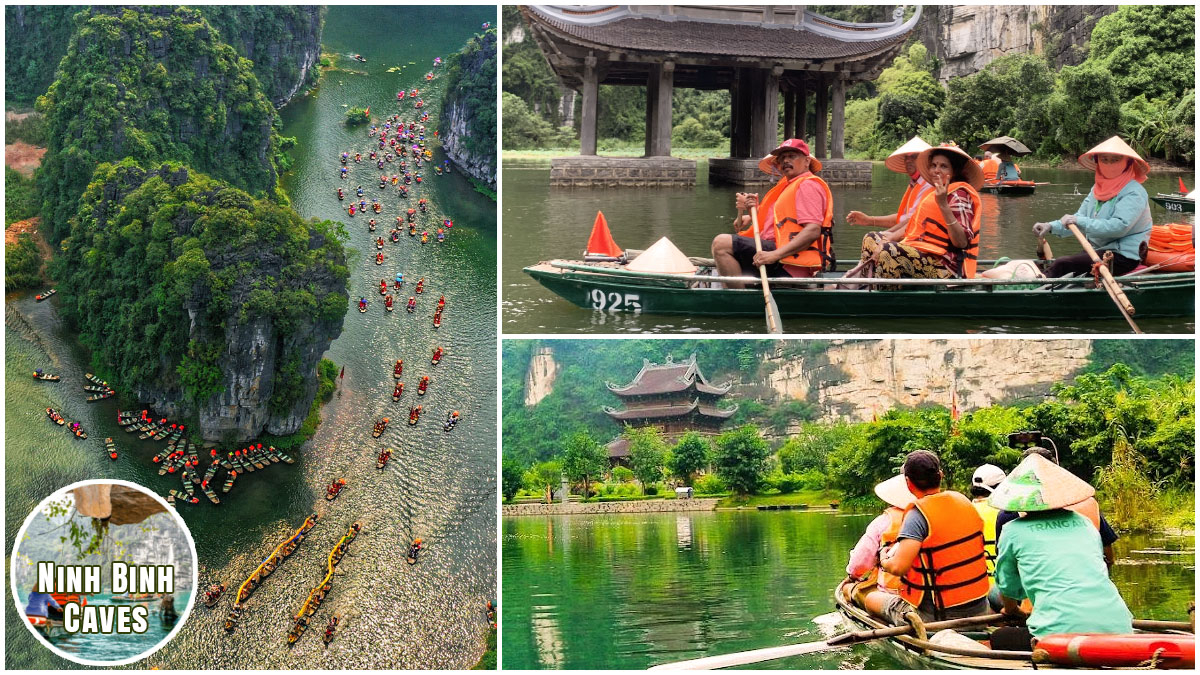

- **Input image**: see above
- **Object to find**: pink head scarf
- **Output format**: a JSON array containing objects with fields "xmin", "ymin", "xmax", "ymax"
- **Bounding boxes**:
[{"xmin": 1093, "ymin": 157, "xmax": 1143, "ymax": 201}]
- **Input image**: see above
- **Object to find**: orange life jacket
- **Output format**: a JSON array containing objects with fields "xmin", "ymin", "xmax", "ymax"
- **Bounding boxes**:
[
  {"xmin": 739, "ymin": 173, "xmax": 835, "ymax": 270},
  {"xmin": 1148, "ymin": 223, "xmax": 1195, "ymax": 253},
  {"xmin": 902, "ymin": 183, "xmax": 983, "ymax": 278},
  {"xmin": 898, "ymin": 491, "xmax": 991, "ymax": 618},
  {"xmin": 865, "ymin": 506, "xmax": 906, "ymax": 591},
  {"xmin": 980, "ymin": 158, "xmax": 1000, "ymax": 181},
  {"xmin": 895, "ymin": 178, "xmax": 931, "ymax": 227}
]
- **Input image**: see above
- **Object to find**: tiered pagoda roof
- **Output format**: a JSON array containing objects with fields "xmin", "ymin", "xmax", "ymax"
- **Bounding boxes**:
[
  {"xmin": 606, "ymin": 354, "xmax": 732, "ymax": 398},
  {"xmin": 604, "ymin": 354, "xmax": 738, "ymax": 426}
]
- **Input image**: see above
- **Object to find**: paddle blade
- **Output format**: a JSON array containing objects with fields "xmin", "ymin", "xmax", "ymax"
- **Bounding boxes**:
[
  {"xmin": 765, "ymin": 293, "xmax": 783, "ymax": 334},
  {"xmin": 649, "ymin": 641, "xmax": 838, "ymax": 670},
  {"xmin": 585, "ymin": 211, "xmax": 623, "ymax": 257}
]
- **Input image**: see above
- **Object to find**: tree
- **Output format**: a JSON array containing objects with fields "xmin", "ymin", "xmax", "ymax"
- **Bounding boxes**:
[
  {"xmin": 1045, "ymin": 63, "xmax": 1121, "ymax": 156},
  {"xmin": 712, "ymin": 425, "xmax": 771, "ymax": 495},
  {"xmin": 561, "ymin": 431, "xmax": 607, "ymax": 500},
  {"xmin": 524, "ymin": 460, "xmax": 563, "ymax": 503},
  {"xmin": 1086, "ymin": 5, "xmax": 1195, "ymax": 103},
  {"xmin": 668, "ymin": 432, "xmax": 711, "ymax": 486},
  {"xmin": 625, "ymin": 426, "xmax": 666, "ymax": 494},
  {"xmin": 502, "ymin": 457, "xmax": 525, "ymax": 503}
]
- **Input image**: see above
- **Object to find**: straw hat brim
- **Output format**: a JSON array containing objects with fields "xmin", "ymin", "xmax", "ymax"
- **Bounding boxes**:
[
  {"xmin": 916, "ymin": 145, "xmax": 984, "ymax": 191},
  {"xmin": 987, "ymin": 454, "xmax": 1095, "ymax": 512},
  {"xmin": 884, "ymin": 137, "xmax": 931, "ymax": 173},
  {"xmin": 874, "ymin": 474, "xmax": 916, "ymax": 509},
  {"xmin": 758, "ymin": 152, "xmax": 822, "ymax": 175},
  {"xmin": 1078, "ymin": 136, "xmax": 1149, "ymax": 181}
]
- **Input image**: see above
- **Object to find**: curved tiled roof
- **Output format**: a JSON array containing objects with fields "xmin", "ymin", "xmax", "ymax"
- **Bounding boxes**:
[
  {"xmin": 607, "ymin": 354, "xmax": 732, "ymax": 397},
  {"xmin": 605, "ymin": 398, "xmax": 738, "ymax": 421}
]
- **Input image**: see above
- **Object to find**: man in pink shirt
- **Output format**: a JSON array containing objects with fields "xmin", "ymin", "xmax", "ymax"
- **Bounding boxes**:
[{"xmin": 711, "ymin": 139, "xmax": 832, "ymax": 288}]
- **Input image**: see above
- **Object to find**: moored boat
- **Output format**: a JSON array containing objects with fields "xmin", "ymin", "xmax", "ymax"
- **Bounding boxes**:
[
  {"xmin": 35, "ymin": 289, "xmax": 56, "ymax": 302},
  {"xmin": 86, "ymin": 389, "xmax": 116, "ymax": 402},
  {"xmin": 524, "ymin": 258, "xmax": 1195, "ymax": 322},
  {"xmin": 104, "ymin": 437, "xmax": 118, "ymax": 460},
  {"xmin": 83, "ymin": 385, "xmax": 109, "ymax": 393},
  {"xmin": 84, "ymin": 373, "xmax": 109, "ymax": 387},
  {"xmin": 1150, "ymin": 192, "xmax": 1196, "ymax": 214}
]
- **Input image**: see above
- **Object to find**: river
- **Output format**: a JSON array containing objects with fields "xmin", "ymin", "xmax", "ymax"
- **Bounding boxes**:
[
  {"xmin": 5, "ymin": 6, "xmax": 496, "ymax": 669},
  {"xmin": 502, "ymin": 160, "xmax": 1195, "ymax": 334},
  {"xmin": 501, "ymin": 511, "xmax": 1196, "ymax": 669}
]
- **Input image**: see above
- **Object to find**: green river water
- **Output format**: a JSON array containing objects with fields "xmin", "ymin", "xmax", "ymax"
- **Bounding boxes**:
[
  {"xmin": 501, "ymin": 511, "xmax": 1195, "ymax": 669},
  {"xmin": 6, "ymin": 6, "xmax": 497, "ymax": 669},
  {"xmin": 502, "ymin": 161, "xmax": 1195, "ymax": 334}
]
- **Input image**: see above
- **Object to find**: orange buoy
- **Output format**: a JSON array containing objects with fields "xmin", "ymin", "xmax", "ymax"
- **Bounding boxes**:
[{"xmin": 1032, "ymin": 633, "xmax": 1195, "ymax": 669}]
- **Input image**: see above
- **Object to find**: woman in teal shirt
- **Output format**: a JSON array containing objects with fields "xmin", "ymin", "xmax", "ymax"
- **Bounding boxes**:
[
  {"xmin": 990, "ymin": 454, "xmax": 1133, "ymax": 644},
  {"xmin": 1032, "ymin": 136, "xmax": 1152, "ymax": 278}
]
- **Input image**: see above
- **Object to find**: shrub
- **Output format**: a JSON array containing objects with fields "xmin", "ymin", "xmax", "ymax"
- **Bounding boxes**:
[
  {"xmin": 693, "ymin": 474, "xmax": 726, "ymax": 495},
  {"xmin": 612, "ymin": 465, "xmax": 634, "ymax": 483}
]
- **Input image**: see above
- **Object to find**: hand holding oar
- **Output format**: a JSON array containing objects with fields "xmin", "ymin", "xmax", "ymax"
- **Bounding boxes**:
[
  {"xmin": 749, "ymin": 205, "xmax": 783, "ymax": 334},
  {"xmin": 649, "ymin": 613, "xmax": 1008, "ymax": 670},
  {"xmin": 1032, "ymin": 222, "xmax": 1053, "ymax": 261},
  {"xmin": 1064, "ymin": 220, "xmax": 1142, "ymax": 334}
]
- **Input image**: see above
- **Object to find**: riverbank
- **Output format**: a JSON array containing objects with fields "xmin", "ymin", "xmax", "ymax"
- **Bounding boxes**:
[{"xmin": 504, "ymin": 497, "xmax": 719, "ymax": 516}]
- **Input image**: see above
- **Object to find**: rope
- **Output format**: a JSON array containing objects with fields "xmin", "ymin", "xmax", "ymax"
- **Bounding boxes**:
[{"xmin": 1132, "ymin": 647, "xmax": 1167, "ymax": 670}]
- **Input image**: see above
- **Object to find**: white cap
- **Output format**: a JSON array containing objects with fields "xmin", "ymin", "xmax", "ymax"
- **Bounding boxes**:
[{"xmin": 971, "ymin": 464, "xmax": 1007, "ymax": 492}]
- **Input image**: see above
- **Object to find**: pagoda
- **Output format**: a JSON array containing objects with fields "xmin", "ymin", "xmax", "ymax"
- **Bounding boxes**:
[{"xmin": 604, "ymin": 354, "xmax": 737, "ymax": 466}]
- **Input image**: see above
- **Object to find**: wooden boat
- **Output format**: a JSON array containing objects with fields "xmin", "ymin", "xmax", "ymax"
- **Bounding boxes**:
[
  {"xmin": 203, "ymin": 584, "xmax": 225, "ymax": 608},
  {"xmin": 443, "ymin": 410, "xmax": 460, "ymax": 432},
  {"xmin": 981, "ymin": 179, "xmax": 1037, "ymax": 195},
  {"xmin": 203, "ymin": 484, "xmax": 221, "ymax": 505},
  {"xmin": 83, "ymin": 384, "xmax": 109, "ymax": 393},
  {"xmin": 417, "ymin": 376, "xmax": 429, "ymax": 396},
  {"xmin": 431, "ymin": 347, "xmax": 442, "ymax": 365},
  {"xmin": 84, "ymin": 373, "xmax": 108, "ymax": 387},
  {"xmin": 377, "ymin": 448, "xmax": 392, "ymax": 469},
  {"xmin": 35, "ymin": 289, "xmax": 56, "ymax": 302},
  {"xmin": 372, "ymin": 417, "xmax": 390, "ymax": 438},
  {"xmin": 104, "ymin": 437, "xmax": 118, "ymax": 461},
  {"xmin": 433, "ymin": 309, "xmax": 443, "ymax": 328},
  {"xmin": 325, "ymin": 478, "xmax": 347, "ymax": 501},
  {"xmin": 323, "ymin": 615, "xmax": 342, "ymax": 645},
  {"xmin": 33, "ymin": 372, "xmax": 60, "ymax": 381},
  {"xmin": 276, "ymin": 448, "xmax": 295, "ymax": 464},
  {"xmin": 408, "ymin": 405, "xmax": 422, "ymax": 426},
  {"xmin": 524, "ymin": 258, "xmax": 1195, "ymax": 321},
  {"xmin": 393, "ymin": 382, "xmax": 404, "ymax": 401},
  {"xmin": 1151, "ymin": 192, "xmax": 1196, "ymax": 213},
  {"xmin": 415, "ymin": 279, "xmax": 424, "ymax": 293},
  {"xmin": 359, "ymin": 301, "xmax": 368, "ymax": 313},
  {"xmin": 834, "ymin": 580, "xmax": 1194, "ymax": 670},
  {"xmin": 138, "ymin": 422, "xmax": 161, "ymax": 440},
  {"xmin": 393, "ymin": 360, "xmax": 403, "ymax": 378},
  {"xmin": 117, "ymin": 412, "xmax": 140, "ymax": 426},
  {"xmin": 406, "ymin": 539, "xmax": 422, "ymax": 565},
  {"xmin": 152, "ymin": 425, "xmax": 171, "ymax": 441},
  {"xmin": 222, "ymin": 468, "xmax": 237, "ymax": 493},
  {"xmin": 86, "ymin": 389, "xmax": 115, "ymax": 402}
]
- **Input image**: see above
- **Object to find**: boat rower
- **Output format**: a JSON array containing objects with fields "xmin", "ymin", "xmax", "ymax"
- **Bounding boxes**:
[{"xmin": 846, "ymin": 137, "xmax": 933, "ymax": 274}]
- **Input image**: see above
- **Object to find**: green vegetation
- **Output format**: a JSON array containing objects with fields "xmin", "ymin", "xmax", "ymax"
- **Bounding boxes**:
[
  {"xmin": 5, "ymin": 167, "xmax": 40, "ymax": 225},
  {"xmin": 36, "ymin": 6, "xmax": 281, "ymax": 244},
  {"xmin": 5, "ymin": 112, "xmax": 49, "ymax": 146},
  {"xmin": 5, "ymin": 234, "xmax": 43, "ymax": 290},
  {"xmin": 262, "ymin": 358, "xmax": 341, "ymax": 451},
  {"xmin": 712, "ymin": 425, "xmax": 771, "ymax": 496},
  {"xmin": 52, "ymin": 160, "xmax": 348, "ymax": 414},
  {"xmin": 561, "ymin": 430, "xmax": 606, "ymax": 499},
  {"xmin": 345, "ymin": 107, "xmax": 370, "ymax": 125},
  {"xmin": 441, "ymin": 28, "xmax": 496, "ymax": 177},
  {"xmin": 503, "ymin": 6, "xmax": 1194, "ymax": 164},
  {"xmin": 472, "ymin": 627, "xmax": 497, "ymax": 670},
  {"xmin": 199, "ymin": 6, "xmax": 325, "ymax": 104},
  {"xmin": 3, "ymin": 6, "xmax": 83, "ymax": 106}
]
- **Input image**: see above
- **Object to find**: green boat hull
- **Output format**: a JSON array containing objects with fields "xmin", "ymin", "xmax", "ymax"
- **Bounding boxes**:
[
  {"xmin": 525, "ymin": 264, "xmax": 1194, "ymax": 321},
  {"xmin": 1151, "ymin": 196, "xmax": 1196, "ymax": 213}
]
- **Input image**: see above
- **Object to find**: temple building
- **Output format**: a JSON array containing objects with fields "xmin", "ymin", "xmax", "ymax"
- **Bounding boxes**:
[
  {"xmin": 521, "ymin": 5, "xmax": 921, "ymax": 187},
  {"xmin": 604, "ymin": 354, "xmax": 737, "ymax": 466}
]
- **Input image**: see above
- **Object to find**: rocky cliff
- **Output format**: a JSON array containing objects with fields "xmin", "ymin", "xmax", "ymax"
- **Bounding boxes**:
[
  {"xmin": 200, "ymin": 6, "xmax": 325, "ymax": 107},
  {"xmin": 524, "ymin": 347, "xmax": 559, "ymax": 406},
  {"xmin": 765, "ymin": 339, "xmax": 1093, "ymax": 424},
  {"xmin": 919, "ymin": 5, "xmax": 1117, "ymax": 81},
  {"xmin": 4, "ymin": 5, "xmax": 84, "ymax": 106},
  {"xmin": 57, "ymin": 162, "xmax": 348, "ymax": 442},
  {"xmin": 441, "ymin": 29, "xmax": 497, "ymax": 189}
]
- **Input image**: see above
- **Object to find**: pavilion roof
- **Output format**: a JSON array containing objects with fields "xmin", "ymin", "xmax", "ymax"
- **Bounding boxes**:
[
  {"xmin": 605, "ymin": 398, "xmax": 738, "ymax": 421},
  {"xmin": 607, "ymin": 354, "xmax": 731, "ymax": 397}
]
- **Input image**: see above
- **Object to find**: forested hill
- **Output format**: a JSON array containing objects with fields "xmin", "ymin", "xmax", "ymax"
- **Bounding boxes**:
[
  {"xmin": 36, "ymin": 6, "xmax": 282, "ymax": 244},
  {"xmin": 4, "ymin": 5, "xmax": 83, "ymax": 107},
  {"xmin": 441, "ymin": 28, "xmax": 497, "ymax": 190},
  {"xmin": 53, "ymin": 161, "xmax": 349, "ymax": 442}
]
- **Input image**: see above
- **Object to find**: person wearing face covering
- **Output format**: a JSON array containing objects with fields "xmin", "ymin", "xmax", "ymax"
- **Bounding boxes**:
[
  {"xmin": 711, "ymin": 138, "xmax": 835, "ymax": 288},
  {"xmin": 846, "ymin": 137, "xmax": 933, "ymax": 270},
  {"xmin": 1032, "ymin": 136, "xmax": 1152, "ymax": 278}
]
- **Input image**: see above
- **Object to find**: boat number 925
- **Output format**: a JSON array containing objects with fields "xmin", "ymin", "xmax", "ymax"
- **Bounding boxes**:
[{"xmin": 589, "ymin": 290, "xmax": 642, "ymax": 312}]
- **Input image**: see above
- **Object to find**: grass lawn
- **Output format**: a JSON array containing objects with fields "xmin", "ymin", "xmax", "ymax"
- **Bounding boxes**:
[{"xmin": 716, "ymin": 489, "xmax": 842, "ymax": 509}]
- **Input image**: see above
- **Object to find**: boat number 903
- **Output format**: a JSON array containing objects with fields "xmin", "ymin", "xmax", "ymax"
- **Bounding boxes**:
[{"xmin": 589, "ymin": 290, "xmax": 641, "ymax": 312}]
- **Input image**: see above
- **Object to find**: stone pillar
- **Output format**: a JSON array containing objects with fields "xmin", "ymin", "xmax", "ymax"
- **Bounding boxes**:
[
  {"xmin": 797, "ymin": 73, "xmax": 808, "ymax": 141},
  {"xmin": 814, "ymin": 74, "xmax": 828, "ymax": 159},
  {"xmin": 750, "ymin": 67, "xmax": 781, "ymax": 157},
  {"xmin": 730, "ymin": 68, "xmax": 752, "ymax": 158},
  {"xmin": 580, "ymin": 55, "xmax": 599, "ymax": 156},
  {"xmin": 783, "ymin": 88, "xmax": 796, "ymax": 141},
  {"xmin": 646, "ymin": 61, "xmax": 674, "ymax": 157},
  {"xmin": 831, "ymin": 76, "xmax": 846, "ymax": 159}
]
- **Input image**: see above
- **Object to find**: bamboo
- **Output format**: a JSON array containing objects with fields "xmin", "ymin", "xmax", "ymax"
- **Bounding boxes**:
[
  {"xmin": 1065, "ymin": 222, "xmax": 1142, "ymax": 333},
  {"xmin": 749, "ymin": 205, "xmax": 783, "ymax": 334}
]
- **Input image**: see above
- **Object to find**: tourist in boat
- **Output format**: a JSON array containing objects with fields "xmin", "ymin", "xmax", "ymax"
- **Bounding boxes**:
[
  {"xmin": 710, "ymin": 138, "xmax": 834, "ymax": 288},
  {"xmin": 406, "ymin": 296, "xmax": 416, "ymax": 312},
  {"xmin": 861, "ymin": 450, "xmax": 990, "ymax": 626},
  {"xmin": 861, "ymin": 143, "xmax": 984, "ymax": 284},
  {"xmin": 336, "ymin": 187, "xmax": 344, "ymax": 200},
  {"xmin": 979, "ymin": 151, "xmax": 1000, "ymax": 181},
  {"xmin": 988, "ymin": 453, "xmax": 1133, "ymax": 648},
  {"xmin": 969, "ymin": 463, "xmax": 1006, "ymax": 577},
  {"xmin": 845, "ymin": 137, "xmax": 933, "ymax": 269},
  {"xmin": 994, "ymin": 149, "xmax": 1021, "ymax": 181},
  {"xmin": 842, "ymin": 473, "xmax": 915, "ymax": 605},
  {"xmin": 339, "ymin": 166, "xmax": 348, "ymax": 179},
  {"xmin": 1032, "ymin": 136, "xmax": 1151, "ymax": 278},
  {"xmin": 24, "ymin": 586, "xmax": 64, "ymax": 622},
  {"xmin": 358, "ymin": 297, "xmax": 368, "ymax": 311},
  {"xmin": 395, "ymin": 272, "xmax": 404, "ymax": 288}
]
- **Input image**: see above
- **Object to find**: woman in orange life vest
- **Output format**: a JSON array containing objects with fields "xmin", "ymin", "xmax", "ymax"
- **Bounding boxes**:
[
  {"xmin": 843, "ymin": 473, "xmax": 916, "ymax": 605},
  {"xmin": 710, "ymin": 138, "xmax": 834, "ymax": 289},
  {"xmin": 863, "ymin": 450, "xmax": 991, "ymax": 626},
  {"xmin": 846, "ymin": 136, "xmax": 934, "ymax": 271},
  {"xmin": 864, "ymin": 143, "xmax": 984, "ymax": 284}
]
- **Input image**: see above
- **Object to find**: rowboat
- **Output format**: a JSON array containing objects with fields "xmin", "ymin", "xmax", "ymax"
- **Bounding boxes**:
[
  {"xmin": 1151, "ymin": 192, "xmax": 1196, "ymax": 213},
  {"xmin": 104, "ymin": 437, "xmax": 118, "ymax": 460},
  {"xmin": 86, "ymin": 389, "xmax": 115, "ymax": 402},
  {"xmin": 834, "ymin": 581, "xmax": 1193, "ymax": 670},
  {"xmin": 377, "ymin": 448, "xmax": 392, "ymax": 469},
  {"xmin": 35, "ymin": 289, "xmax": 56, "ymax": 301},
  {"xmin": 84, "ymin": 373, "xmax": 108, "ymax": 387},
  {"xmin": 980, "ymin": 179, "xmax": 1037, "ymax": 196},
  {"xmin": 33, "ymin": 372, "xmax": 60, "ymax": 381},
  {"xmin": 524, "ymin": 259, "xmax": 1194, "ymax": 322}
]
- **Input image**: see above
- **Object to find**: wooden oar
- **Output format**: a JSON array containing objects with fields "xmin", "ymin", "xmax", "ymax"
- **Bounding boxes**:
[
  {"xmin": 649, "ymin": 614, "xmax": 1006, "ymax": 670},
  {"xmin": 1037, "ymin": 236, "xmax": 1053, "ymax": 262},
  {"xmin": 750, "ymin": 205, "xmax": 783, "ymax": 334},
  {"xmin": 1065, "ymin": 222, "xmax": 1142, "ymax": 334}
]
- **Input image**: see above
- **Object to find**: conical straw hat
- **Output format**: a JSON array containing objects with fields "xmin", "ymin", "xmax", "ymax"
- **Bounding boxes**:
[
  {"xmin": 884, "ymin": 136, "xmax": 931, "ymax": 173},
  {"xmin": 625, "ymin": 237, "xmax": 698, "ymax": 274},
  {"xmin": 1077, "ymin": 136, "xmax": 1149, "ymax": 181},
  {"xmin": 987, "ymin": 453, "xmax": 1095, "ymax": 512},
  {"xmin": 917, "ymin": 142, "xmax": 984, "ymax": 191},
  {"xmin": 584, "ymin": 211, "xmax": 623, "ymax": 257},
  {"xmin": 874, "ymin": 473, "xmax": 916, "ymax": 509}
]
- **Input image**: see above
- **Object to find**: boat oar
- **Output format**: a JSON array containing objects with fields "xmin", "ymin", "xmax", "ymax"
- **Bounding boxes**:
[
  {"xmin": 749, "ymin": 205, "xmax": 783, "ymax": 334},
  {"xmin": 1036, "ymin": 236, "xmax": 1053, "ymax": 262},
  {"xmin": 1065, "ymin": 222, "xmax": 1142, "ymax": 334},
  {"xmin": 649, "ymin": 613, "xmax": 1006, "ymax": 670}
]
